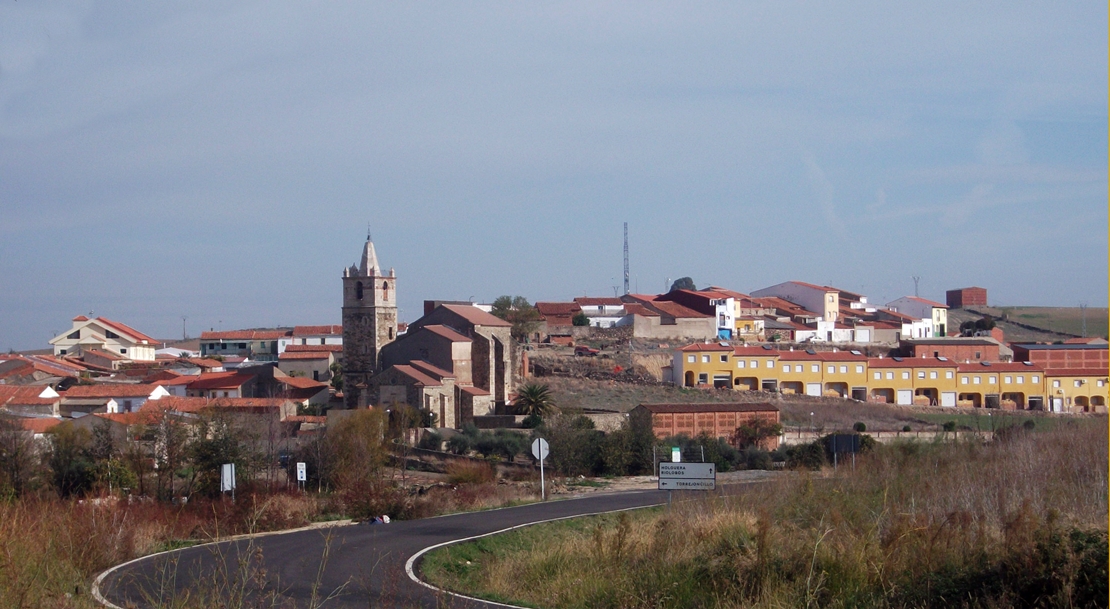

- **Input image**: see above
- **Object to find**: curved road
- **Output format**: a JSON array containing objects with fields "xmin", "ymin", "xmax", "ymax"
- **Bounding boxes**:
[{"xmin": 97, "ymin": 489, "xmax": 673, "ymax": 608}]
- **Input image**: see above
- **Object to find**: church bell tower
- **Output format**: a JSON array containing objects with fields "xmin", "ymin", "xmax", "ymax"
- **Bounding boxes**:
[{"xmin": 341, "ymin": 234, "xmax": 397, "ymax": 408}]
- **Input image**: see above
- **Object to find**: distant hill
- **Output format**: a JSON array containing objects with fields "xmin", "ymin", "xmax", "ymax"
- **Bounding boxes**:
[{"xmin": 949, "ymin": 306, "xmax": 1108, "ymax": 343}]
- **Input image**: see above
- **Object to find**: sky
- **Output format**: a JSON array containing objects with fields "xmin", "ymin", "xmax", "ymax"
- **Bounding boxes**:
[{"xmin": 1, "ymin": 2, "xmax": 1106, "ymax": 351}]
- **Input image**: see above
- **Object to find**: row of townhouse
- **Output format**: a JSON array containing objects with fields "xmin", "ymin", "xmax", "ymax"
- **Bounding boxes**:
[{"xmin": 667, "ymin": 343, "xmax": 1108, "ymax": 413}]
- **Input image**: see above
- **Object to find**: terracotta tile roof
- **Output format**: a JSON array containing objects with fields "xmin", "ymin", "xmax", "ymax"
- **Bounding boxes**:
[
  {"xmin": 869, "ymin": 358, "xmax": 957, "ymax": 368},
  {"xmin": 148, "ymin": 396, "xmax": 292, "ymax": 413},
  {"xmin": 1044, "ymin": 368, "xmax": 1110, "ymax": 377},
  {"xmin": 142, "ymin": 396, "xmax": 210, "ymax": 413},
  {"xmin": 186, "ymin": 372, "xmax": 255, "ymax": 391},
  {"xmin": 408, "ymin": 360, "xmax": 455, "ymax": 379},
  {"xmin": 621, "ymin": 303, "xmax": 658, "ymax": 317},
  {"xmin": 277, "ymin": 376, "xmax": 328, "ymax": 390},
  {"xmin": 440, "ymin": 304, "xmax": 512, "ymax": 328},
  {"xmin": 392, "ymin": 365, "xmax": 441, "ymax": 387},
  {"xmin": 279, "ymin": 351, "xmax": 332, "ymax": 361},
  {"xmin": 786, "ymin": 281, "xmax": 837, "ymax": 292},
  {"xmin": 574, "ymin": 297, "xmax": 624, "ymax": 307},
  {"xmin": 459, "ymin": 386, "xmax": 490, "ymax": 396},
  {"xmin": 95, "ymin": 317, "xmax": 159, "ymax": 344},
  {"xmin": 754, "ymin": 297, "xmax": 818, "ymax": 317},
  {"xmin": 422, "ymin": 324, "xmax": 473, "ymax": 342},
  {"xmin": 705, "ymin": 287, "xmax": 752, "ymax": 300},
  {"xmin": 293, "ymin": 325, "xmax": 343, "ymax": 336},
  {"xmin": 92, "ymin": 412, "xmax": 158, "ymax": 425},
  {"xmin": 779, "ymin": 351, "xmax": 868, "ymax": 362},
  {"xmin": 1063, "ymin": 337, "xmax": 1109, "ymax": 345},
  {"xmin": 650, "ymin": 301, "xmax": 710, "ymax": 318},
  {"xmin": 535, "ymin": 302, "xmax": 582, "ymax": 318},
  {"xmin": 954, "ymin": 361, "xmax": 1043, "ymax": 373},
  {"xmin": 200, "ymin": 330, "xmax": 291, "ymax": 340},
  {"xmin": 0, "ymin": 385, "xmax": 58, "ymax": 405},
  {"xmin": 73, "ymin": 315, "xmax": 89, "ymax": 322},
  {"xmin": 152, "ymin": 375, "xmax": 196, "ymax": 386},
  {"xmin": 733, "ymin": 346, "xmax": 781, "ymax": 357},
  {"xmin": 183, "ymin": 358, "xmax": 224, "ymax": 368},
  {"xmin": 623, "ymin": 293, "xmax": 661, "ymax": 303},
  {"xmin": 284, "ymin": 344, "xmax": 344, "ymax": 353},
  {"xmin": 84, "ymin": 349, "xmax": 125, "ymax": 361},
  {"xmin": 5, "ymin": 417, "xmax": 63, "ymax": 433},
  {"xmin": 637, "ymin": 402, "xmax": 779, "ymax": 414},
  {"xmin": 63, "ymin": 383, "xmax": 163, "ymax": 398},
  {"xmin": 679, "ymin": 342, "xmax": 732, "ymax": 352},
  {"xmin": 904, "ymin": 296, "xmax": 948, "ymax": 308}
]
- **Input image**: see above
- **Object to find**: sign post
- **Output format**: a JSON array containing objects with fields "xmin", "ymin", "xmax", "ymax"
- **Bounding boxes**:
[
  {"xmin": 296, "ymin": 462, "xmax": 307, "ymax": 493},
  {"xmin": 531, "ymin": 438, "xmax": 549, "ymax": 501}
]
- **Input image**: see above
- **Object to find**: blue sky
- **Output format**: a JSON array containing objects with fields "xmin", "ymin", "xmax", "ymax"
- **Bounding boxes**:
[{"xmin": 1, "ymin": 2, "xmax": 1106, "ymax": 350}]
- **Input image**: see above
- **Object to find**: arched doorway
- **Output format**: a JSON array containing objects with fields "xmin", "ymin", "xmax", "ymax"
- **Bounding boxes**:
[{"xmin": 684, "ymin": 371, "xmax": 695, "ymax": 387}]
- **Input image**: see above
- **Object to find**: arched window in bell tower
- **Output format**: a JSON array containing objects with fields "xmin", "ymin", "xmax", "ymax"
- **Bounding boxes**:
[
  {"xmin": 382, "ymin": 281, "xmax": 390, "ymax": 302},
  {"xmin": 356, "ymin": 281, "xmax": 364, "ymax": 300}
]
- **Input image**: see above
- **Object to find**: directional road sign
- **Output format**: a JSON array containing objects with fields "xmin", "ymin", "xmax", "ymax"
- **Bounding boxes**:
[{"xmin": 658, "ymin": 462, "xmax": 715, "ymax": 491}]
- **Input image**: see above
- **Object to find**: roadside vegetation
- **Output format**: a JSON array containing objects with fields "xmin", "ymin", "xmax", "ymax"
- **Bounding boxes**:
[{"xmin": 423, "ymin": 418, "xmax": 1109, "ymax": 609}]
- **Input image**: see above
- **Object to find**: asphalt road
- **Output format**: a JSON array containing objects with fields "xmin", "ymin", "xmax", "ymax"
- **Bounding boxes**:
[{"xmin": 96, "ymin": 489, "xmax": 673, "ymax": 609}]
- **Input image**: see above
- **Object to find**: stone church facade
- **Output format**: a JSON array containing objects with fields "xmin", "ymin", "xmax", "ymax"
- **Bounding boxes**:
[{"xmin": 341, "ymin": 236, "xmax": 398, "ymax": 409}]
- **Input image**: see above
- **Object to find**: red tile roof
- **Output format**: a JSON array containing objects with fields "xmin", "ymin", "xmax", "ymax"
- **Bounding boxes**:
[
  {"xmin": 637, "ymin": 402, "xmax": 779, "ymax": 414},
  {"xmin": 955, "ymin": 362, "xmax": 1044, "ymax": 373},
  {"xmin": 0, "ymin": 385, "xmax": 58, "ymax": 405},
  {"xmin": 440, "ymin": 304, "xmax": 512, "ymax": 327},
  {"xmin": 678, "ymin": 342, "xmax": 732, "ymax": 352},
  {"xmin": 869, "ymin": 358, "xmax": 957, "ymax": 368},
  {"xmin": 422, "ymin": 324, "xmax": 473, "ymax": 342},
  {"xmin": 84, "ymin": 349, "xmax": 125, "ymax": 361},
  {"xmin": 278, "ymin": 376, "xmax": 328, "ymax": 390},
  {"xmin": 92, "ymin": 412, "xmax": 159, "ymax": 425},
  {"xmin": 7, "ymin": 417, "xmax": 63, "ymax": 433},
  {"xmin": 152, "ymin": 374, "xmax": 196, "ymax": 386},
  {"xmin": 200, "ymin": 330, "xmax": 291, "ymax": 340},
  {"xmin": 786, "ymin": 281, "xmax": 837, "ymax": 292},
  {"xmin": 183, "ymin": 358, "xmax": 224, "ymax": 368},
  {"xmin": 72, "ymin": 315, "xmax": 89, "ymax": 322},
  {"xmin": 733, "ymin": 346, "xmax": 781, "ymax": 357},
  {"xmin": 459, "ymin": 386, "xmax": 490, "ymax": 397},
  {"xmin": 779, "ymin": 351, "xmax": 868, "ymax": 362},
  {"xmin": 574, "ymin": 297, "xmax": 624, "ymax": 307},
  {"xmin": 186, "ymin": 372, "xmax": 255, "ymax": 391},
  {"xmin": 535, "ymin": 302, "xmax": 583, "ymax": 319},
  {"xmin": 279, "ymin": 351, "xmax": 332, "ymax": 361},
  {"xmin": 293, "ymin": 325, "xmax": 343, "ymax": 336},
  {"xmin": 621, "ymin": 303, "xmax": 658, "ymax": 317},
  {"xmin": 95, "ymin": 317, "xmax": 159, "ymax": 344},
  {"xmin": 408, "ymin": 360, "xmax": 455, "ymax": 380},
  {"xmin": 651, "ymin": 301, "xmax": 710, "ymax": 318},
  {"xmin": 63, "ymin": 383, "xmax": 163, "ymax": 398},
  {"xmin": 1044, "ymin": 368, "xmax": 1110, "ymax": 377},
  {"xmin": 904, "ymin": 296, "xmax": 948, "ymax": 308},
  {"xmin": 284, "ymin": 344, "xmax": 344, "ymax": 353},
  {"xmin": 392, "ymin": 365, "xmax": 442, "ymax": 387}
]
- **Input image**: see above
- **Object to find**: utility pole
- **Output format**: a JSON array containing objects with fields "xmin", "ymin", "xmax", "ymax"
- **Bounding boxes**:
[
  {"xmin": 1080, "ymin": 303, "xmax": 1087, "ymax": 337},
  {"xmin": 182, "ymin": 316, "xmax": 187, "ymax": 341},
  {"xmin": 623, "ymin": 222, "xmax": 630, "ymax": 295},
  {"xmin": 912, "ymin": 276, "xmax": 920, "ymax": 297}
]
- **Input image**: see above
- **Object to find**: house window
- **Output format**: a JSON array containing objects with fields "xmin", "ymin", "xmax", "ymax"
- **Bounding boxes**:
[
  {"xmin": 698, "ymin": 373, "xmax": 708, "ymax": 384},
  {"xmin": 389, "ymin": 327, "xmax": 395, "ymax": 339},
  {"xmin": 60, "ymin": 349, "xmax": 67, "ymax": 355},
  {"xmin": 238, "ymin": 343, "xmax": 247, "ymax": 349},
  {"xmin": 989, "ymin": 376, "xmax": 996, "ymax": 384},
  {"xmin": 701, "ymin": 355, "xmax": 710, "ymax": 363},
  {"xmin": 839, "ymin": 365, "xmax": 847, "ymax": 374},
  {"xmin": 1074, "ymin": 380, "xmax": 1082, "ymax": 387},
  {"xmin": 687, "ymin": 355, "xmax": 695, "ymax": 363},
  {"xmin": 827, "ymin": 366, "xmax": 835, "ymax": 374},
  {"xmin": 886, "ymin": 372, "xmax": 894, "ymax": 380},
  {"xmin": 929, "ymin": 371, "xmax": 937, "ymax": 379},
  {"xmin": 1052, "ymin": 380, "xmax": 1060, "ymax": 388},
  {"xmin": 720, "ymin": 354, "xmax": 728, "ymax": 363},
  {"xmin": 782, "ymin": 364, "xmax": 790, "ymax": 373},
  {"xmin": 873, "ymin": 372, "xmax": 881, "ymax": 380},
  {"xmin": 827, "ymin": 295, "xmax": 834, "ymax": 303},
  {"xmin": 795, "ymin": 365, "xmax": 803, "ymax": 373},
  {"xmin": 119, "ymin": 348, "xmax": 127, "ymax": 354},
  {"xmin": 856, "ymin": 365, "xmax": 864, "ymax": 374},
  {"xmin": 973, "ymin": 377, "xmax": 981, "ymax": 385},
  {"xmin": 917, "ymin": 371, "xmax": 925, "ymax": 379},
  {"xmin": 1004, "ymin": 376, "xmax": 1012, "ymax": 384},
  {"xmin": 974, "ymin": 351, "xmax": 981, "ymax": 359},
  {"xmin": 946, "ymin": 371, "xmax": 954, "ymax": 379},
  {"xmin": 1097, "ymin": 380, "xmax": 1105, "ymax": 388},
  {"xmin": 766, "ymin": 360, "xmax": 774, "ymax": 368},
  {"xmin": 105, "ymin": 330, "xmax": 119, "ymax": 339},
  {"xmin": 1032, "ymin": 376, "xmax": 1040, "ymax": 383},
  {"xmin": 260, "ymin": 342, "xmax": 267, "ymax": 349},
  {"xmin": 68, "ymin": 331, "xmax": 80, "ymax": 339},
  {"xmin": 736, "ymin": 360, "xmax": 745, "ymax": 368},
  {"xmin": 382, "ymin": 281, "xmax": 390, "ymax": 301},
  {"xmin": 356, "ymin": 281, "xmax": 364, "ymax": 300},
  {"xmin": 902, "ymin": 372, "xmax": 910, "ymax": 380},
  {"xmin": 1016, "ymin": 376, "xmax": 1024, "ymax": 384},
  {"xmin": 751, "ymin": 360, "xmax": 758, "ymax": 368},
  {"xmin": 223, "ymin": 391, "xmax": 230, "ymax": 397},
  {"xmin": 811, "ymin": 364, "xmax": 819, "ymax": 373},
  {"xmin": 961, "ymin": 376, "xmax": 968, "ymax": 384}
]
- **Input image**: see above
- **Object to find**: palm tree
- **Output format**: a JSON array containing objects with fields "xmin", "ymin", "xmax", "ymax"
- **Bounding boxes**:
[{"xmin": 513, "ymin": 383, "xmax": 555, "ymax": 417}]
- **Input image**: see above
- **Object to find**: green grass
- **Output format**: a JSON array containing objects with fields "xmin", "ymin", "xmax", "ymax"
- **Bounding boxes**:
[{"xmin": 566, "ymin": 478, "xmax": 609, "ymax": 488}]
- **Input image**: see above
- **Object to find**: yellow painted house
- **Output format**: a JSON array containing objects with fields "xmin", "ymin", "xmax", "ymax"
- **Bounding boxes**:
[{"xmin": 1044, "ymin": 368, "xmax": 1108, "ymax": 413}]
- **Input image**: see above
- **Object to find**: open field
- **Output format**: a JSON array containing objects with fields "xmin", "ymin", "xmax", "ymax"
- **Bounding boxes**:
[{"xmin": 423, "ymin": 419, "xmax": 1109, "ymax": 609}]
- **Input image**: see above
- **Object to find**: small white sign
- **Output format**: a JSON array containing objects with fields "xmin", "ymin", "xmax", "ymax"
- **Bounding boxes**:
[
  {"xmin": 296, "ymin": 462, "xmax": 307, "ymax": 482},
  {"xmin": 671, "ymin": 446, "xmax": 681, "ymax": 463},
  {"xmin": 220, "ymin": 463, "xmax": 236, "ymax": 492},
  {"xmin": 531, "ymin": 438, "xmax": 549, "ymax": 461}
]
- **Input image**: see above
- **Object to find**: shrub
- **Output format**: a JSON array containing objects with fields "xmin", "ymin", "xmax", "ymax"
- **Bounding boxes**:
[
  {"xmin": 418, "ymin": 431, "xmax": 443, "ymax": 451},
  {"xmin": 786, "ymin": 441, "xmax": 825, "ymax": 470},
  {"xmin": 853, "ymin": 421, "xmax": 866, "ymax": 433},
  {"xmin": 520, "ymin": 414, "xmax": 543, "ymax": 429},
  {"xmin": 943, "ymin": 420, "xmax": 957, "ymax": 432},
  {"xmin": 446, "ymin": 460, "xmax": 496, "ymax": 485},
  {"xmin": 446, "ymin": 434, "xmax": 472, "ymax": 455},
  {"xmin": 903, "ymin": 425, "xmax": 912, "ymax": 432},
  {"xmin": 743, "ymin": 447, "xmax": 773, "ymax": 470}
]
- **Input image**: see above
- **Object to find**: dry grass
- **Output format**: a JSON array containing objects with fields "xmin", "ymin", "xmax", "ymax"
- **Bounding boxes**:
[{"xmin": 424, "ymin": 420, "xmax": 1109, "ymax": 608}]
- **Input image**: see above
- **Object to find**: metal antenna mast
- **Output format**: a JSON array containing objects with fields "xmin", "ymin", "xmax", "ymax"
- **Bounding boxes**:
[
  {"xmin": 623, "ymin": 222, "xmax": 630, "ymax": 295},
  {"xmin": 912, "ymin": 276, "xmax": 920, "ymax": 297},
  {"xmin": 1080, "ymin": 303, "xmax": 1087, "ymax": 337}
]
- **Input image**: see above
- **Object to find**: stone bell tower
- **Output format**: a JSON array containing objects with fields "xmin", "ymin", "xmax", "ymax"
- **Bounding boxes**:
[{"xmin": 341, "ymin": 234, "xmax": 397, "ymax": 408}]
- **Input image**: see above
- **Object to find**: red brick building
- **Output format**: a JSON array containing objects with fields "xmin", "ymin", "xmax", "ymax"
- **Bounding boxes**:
[
  {"xmin": 1012, "ymin": 343, "xmax": 1109, "ymax": 372},
  {"xmin": 946, "ymin": 287, "xmax": 988, "ymax": 308},
  {"xmin": 631, "ymin": 402, "xmax": 780, "ymax": 448},
  {"xmin": 902, "ymin": 337, "xmax": 1003, "ymax": 362}
]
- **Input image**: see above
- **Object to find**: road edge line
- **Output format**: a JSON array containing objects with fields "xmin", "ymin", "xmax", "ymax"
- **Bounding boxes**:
[{"xmin": 404, "ymin": 501, "xmax": 663, "ymax": 609}]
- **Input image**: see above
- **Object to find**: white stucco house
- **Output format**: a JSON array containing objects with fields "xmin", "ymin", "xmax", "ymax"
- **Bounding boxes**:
[{"xmin": 49, "ymin": 316, "xmax": 159, "ymax": 362}]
